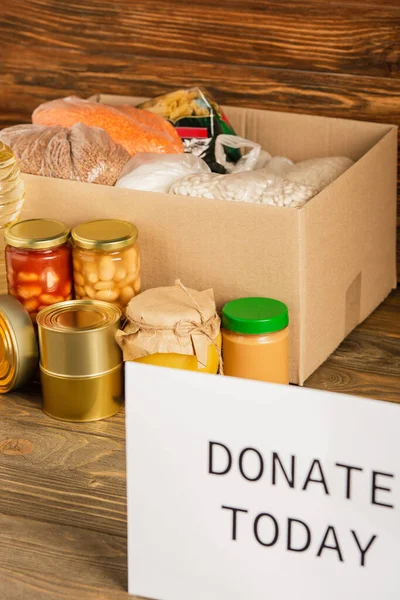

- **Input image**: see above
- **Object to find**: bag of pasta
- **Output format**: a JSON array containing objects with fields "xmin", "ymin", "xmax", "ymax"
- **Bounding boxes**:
[{"xmin": 138, "ymin": 88, "xmax": 241, "ymax": 173}]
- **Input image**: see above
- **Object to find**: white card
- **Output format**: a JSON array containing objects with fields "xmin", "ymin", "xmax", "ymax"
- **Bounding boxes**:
[{"xmin": 125, "ymin": 363, "xmax": 400, "ymax": 600}]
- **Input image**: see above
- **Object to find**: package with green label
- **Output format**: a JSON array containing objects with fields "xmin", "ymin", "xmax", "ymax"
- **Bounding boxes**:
[{"xmin": 138, "ymin": 88, "xmax": 240, "ymax": 173}]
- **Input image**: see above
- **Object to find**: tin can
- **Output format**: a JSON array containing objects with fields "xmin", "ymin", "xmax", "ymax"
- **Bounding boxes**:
[
  {"xmin": 37, "ymin": 299, "xmax": 123, "ymax": 422},
  {"xmin": 0, "ymin": 294, "xmax": 38, "ymax": 393}
]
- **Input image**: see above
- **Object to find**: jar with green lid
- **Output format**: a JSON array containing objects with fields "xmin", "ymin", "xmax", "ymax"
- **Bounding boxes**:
[
  {"xmin": 71, "ymin": 219, "xmax": 140, "ymax": 310},
  {"xmin": 221, "ymin": 297, "xmax": 289, "ymax": 384}
]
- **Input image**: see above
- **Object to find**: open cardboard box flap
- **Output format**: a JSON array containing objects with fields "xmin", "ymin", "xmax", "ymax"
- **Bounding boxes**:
[{"xmin": 21, "ymin": 96, "xmax": 398, "ymax": 384}]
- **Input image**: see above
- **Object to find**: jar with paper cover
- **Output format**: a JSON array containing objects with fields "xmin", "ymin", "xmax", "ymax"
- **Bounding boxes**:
[{"xmin": 115, "ymin": 280, "xmax": 221, "ymax": 374}]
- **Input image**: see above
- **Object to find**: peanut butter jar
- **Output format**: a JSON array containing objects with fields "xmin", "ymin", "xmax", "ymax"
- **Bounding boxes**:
[
  {"xmin": 222, "ymin": 297, "xmax": 289, "ymax": 385},
  {"xmin": 37, "ymin": 299, "xmax": 123, "ymax": 422}
]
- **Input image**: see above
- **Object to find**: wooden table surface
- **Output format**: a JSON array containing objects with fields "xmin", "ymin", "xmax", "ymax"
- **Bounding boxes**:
[{"xmin": 0, "ymin": 288, "xmax": 398, "ymax": 600}]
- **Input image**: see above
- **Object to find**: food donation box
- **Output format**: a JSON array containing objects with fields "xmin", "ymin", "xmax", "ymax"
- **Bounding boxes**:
[{"xmin": 21, "ymin": 98, "xmax": 398, "ymax": 385}]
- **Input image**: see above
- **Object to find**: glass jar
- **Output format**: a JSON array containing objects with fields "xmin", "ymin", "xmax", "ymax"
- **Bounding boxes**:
[
  {"xmin": 222, "ymin": 297, "xmax": 289, "ymax": 384},
  {"xmin": 0, "ymin": 143, "xmax": 26, "ymax": 295},
  {"xmin": 5, "ymin": 219, "xmax": 72, "ymax": 323},
  {"xmin": 71, "ymin": 219, "xmax": 140, "ymax": 310},
  {"xmin": 115, "ymin": 282, "xmax": 221, "ymax": 374}
]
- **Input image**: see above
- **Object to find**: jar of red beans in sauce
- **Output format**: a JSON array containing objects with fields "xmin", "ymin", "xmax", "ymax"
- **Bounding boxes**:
[{"xmin": 5, "ymin": 219, "xmax": 73, "ymax": 323}]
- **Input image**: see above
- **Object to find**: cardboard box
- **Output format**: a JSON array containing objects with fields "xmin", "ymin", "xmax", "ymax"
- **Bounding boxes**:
[{"xmin": 20, "ymin": 96, "xmax": 398, "ymax": 384}]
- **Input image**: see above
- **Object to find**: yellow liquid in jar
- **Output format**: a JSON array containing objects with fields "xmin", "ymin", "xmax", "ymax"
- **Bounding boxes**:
[{"xmin": 134, "ymin": 332, "xmax": 222, "ymax": 374}]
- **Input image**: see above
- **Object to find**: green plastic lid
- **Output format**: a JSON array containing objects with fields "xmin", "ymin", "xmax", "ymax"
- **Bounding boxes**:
[{"xmin": 222, "ymin": 297, "xmax": 289, "ymax": 335}]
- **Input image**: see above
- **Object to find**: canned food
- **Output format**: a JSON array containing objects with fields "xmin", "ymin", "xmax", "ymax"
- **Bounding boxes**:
[
  {"xmin": 5, "ymin": 219, "xmax": 73, "ymax": 324},
  {"xmin": 0, "ymin": 294, "xmax": 38, "ymax": 393},
  {"xmin": 37, "ymin": 299, "xmax": 123, "ymax": 422},
  {"xmin": 71, "ymin": 219, "xmax": 140, "ymax": 310}
]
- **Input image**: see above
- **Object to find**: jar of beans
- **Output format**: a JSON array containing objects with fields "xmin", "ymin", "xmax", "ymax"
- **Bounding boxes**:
[
  {"xmin": 71, "ymin": 219, "xmax": 141, "ymax": 309},
  {"xmin": 5, "ymin": 219, "xmax": 73, "ymax": 323}
]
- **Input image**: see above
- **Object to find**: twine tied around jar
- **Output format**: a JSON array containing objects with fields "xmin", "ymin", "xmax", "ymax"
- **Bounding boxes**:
[{"xmin": 119, "ymin": 280, "xmax": 223, "ymax": 374}]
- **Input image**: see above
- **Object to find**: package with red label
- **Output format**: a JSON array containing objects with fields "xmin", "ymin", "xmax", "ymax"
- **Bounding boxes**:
[{"xmin": 138, "ymin": 88, "xmax": 240, "ymax": 173}]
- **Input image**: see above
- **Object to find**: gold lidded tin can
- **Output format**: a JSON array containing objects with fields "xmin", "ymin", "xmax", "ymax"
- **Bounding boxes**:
[
  {"xmin": 0, "ymin": 294, "xmax": 38, "ymax": 393},
  {"xmin": 37, "ymin": 299, "xmax": 123, "ymax": 422}
]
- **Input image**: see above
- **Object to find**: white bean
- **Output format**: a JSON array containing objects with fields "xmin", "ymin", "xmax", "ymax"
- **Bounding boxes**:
[
  {"xmin": 99, "ymin": 255, "xmax": 115, "ymax": 281},
  {"xmin": 95, "ymin": 289, "xmax": 119, "ymax": 302}
]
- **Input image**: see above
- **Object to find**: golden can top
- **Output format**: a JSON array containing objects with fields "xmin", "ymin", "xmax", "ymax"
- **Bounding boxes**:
[
  {"xmin": 5, "ymin": 218, "xmax": 70, "ymax": 250},
  {"xmin": 71, "ymin": 219, "xmax": 138, "ymax": 251},
  {"xmin": 0, "ymin": 295, "xmax": 39, "ymax": 393},
  {"xmin": 37, "ymin": 299, "xmax": 121, "ymax": 332}
]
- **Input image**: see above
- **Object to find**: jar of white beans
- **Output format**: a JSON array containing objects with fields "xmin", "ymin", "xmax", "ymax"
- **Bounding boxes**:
[{"xmin": 71, "ymin": 220, "xmax": 141, "ymax": 310}]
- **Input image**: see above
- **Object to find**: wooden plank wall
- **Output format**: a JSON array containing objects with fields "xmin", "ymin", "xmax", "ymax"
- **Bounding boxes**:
[{"xmin": 1, "ymin": 0, "xmax": 399, "ymax": 274}]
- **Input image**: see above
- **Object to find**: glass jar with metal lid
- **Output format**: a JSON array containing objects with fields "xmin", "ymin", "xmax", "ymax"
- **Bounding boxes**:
[
  {"xmin": 222, "ymin": 297, "xmax": 289, "ymax": 384},
  {"xmin": 5, "ymin": 219, "xmax": 73, "ymax": 323},
  {"xmin": 37, "ymin": 299, "xmax": 123, "ymax": 422},
  {"xmin": 71, "ymin": 219, "xmax": 141, "ymax": 310},
  {"xmin": 0, "ymin": 143, "xmax": 26, "ymax": 295}
]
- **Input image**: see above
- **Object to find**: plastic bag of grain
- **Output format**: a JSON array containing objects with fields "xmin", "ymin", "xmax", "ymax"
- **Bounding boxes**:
[
  {"xmin": 170, "ymin": 155, "xmax": 353, "ymax": 208},
  {"xmin": 0, "ymin": 123, "xmax": 130, "ymax": 185},
  {"xmin": 32, "ymin": 96, "xmax": 184, "ymax": 155},
  {"xmin": 116, "ymin": 153, "xmax": 211, "ymax": 193}
]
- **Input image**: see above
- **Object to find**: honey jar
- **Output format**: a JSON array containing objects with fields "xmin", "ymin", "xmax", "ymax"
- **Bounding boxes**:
[
  {"xmin": 5, "ymin": 219, "xmax": 73, "ymax": 323},
  {"xmin": 37, "ymin": 300, "xmax": 123, "ymax": 422},
  {"xmin": 71, "ymin": 219, "xmax": 141, "ymax": 310},
  {"xmin": 116, "ymin": 281, "xmax": 221, "ymax": 374}
]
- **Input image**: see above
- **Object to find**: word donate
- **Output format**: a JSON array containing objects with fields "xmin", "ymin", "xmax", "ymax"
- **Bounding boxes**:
[{"xmin": 126, "ymin": 363, "xmax": 400, "ymax": 600}]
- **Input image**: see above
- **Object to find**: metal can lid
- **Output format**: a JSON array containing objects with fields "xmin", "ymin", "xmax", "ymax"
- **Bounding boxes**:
[
  {"xmin": 5, "ymin": 219, "xmax": 70, "ymax": 250},
  {"xmin": 0, "ymin": 295, "xmax": 39, "ymax": 393},
  {"xmin": 71, "ymin": 219, "xmax": 138, "ymax": 251},
  {"xmin": 37, "ymin": 299, "xmax": 121, "ymax": 333}
]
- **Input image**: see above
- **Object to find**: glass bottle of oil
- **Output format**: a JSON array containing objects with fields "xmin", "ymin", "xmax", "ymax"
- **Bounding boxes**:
[{"xmin": 0, "ymin": 142, "xmax": 25, "ymax": 294}]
